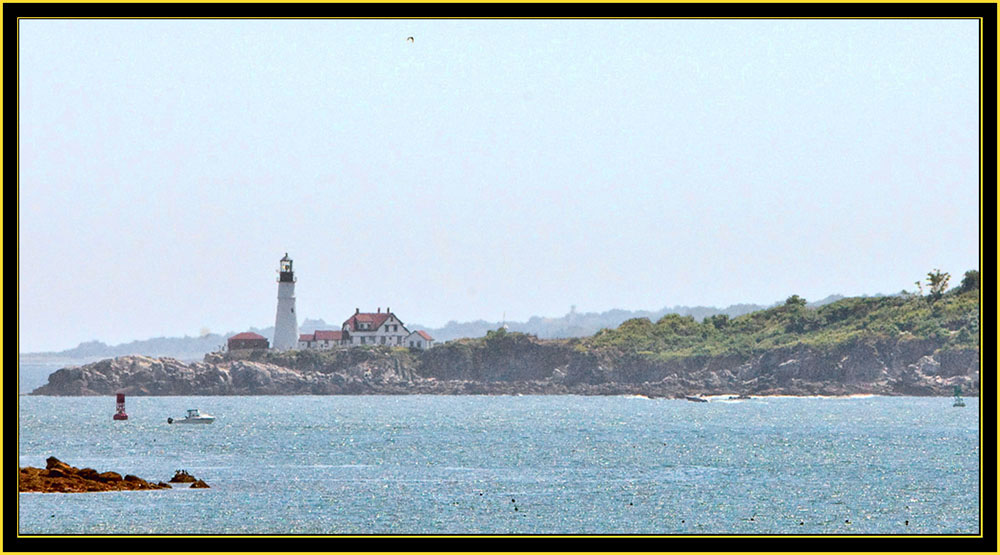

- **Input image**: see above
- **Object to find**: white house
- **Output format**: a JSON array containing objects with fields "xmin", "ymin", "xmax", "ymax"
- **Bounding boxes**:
[
  {"xmin": 342, "ymin": 307, "xmax": 410, "ymax": 347},
  {"xmin": 405, "ymin": 330, "xmax": 435, "ymax": 350},
  {"xmin": 294, "ymin": 308, "xmax": 435, "ymax": 351}
]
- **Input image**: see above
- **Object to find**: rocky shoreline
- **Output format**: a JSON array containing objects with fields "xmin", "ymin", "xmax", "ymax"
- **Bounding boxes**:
[
  {"xmin": 29, "ymin": 334, "xmax": 979, "ymax": 397},
  {"xmin": 19, "ymin": 457, "xmax": 180, "ymax": 493}
]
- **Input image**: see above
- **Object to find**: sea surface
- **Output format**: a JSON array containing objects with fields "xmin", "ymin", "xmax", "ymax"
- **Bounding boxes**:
[
  {"xmin": 19, "ymin": 360, "xmax": 78, "ymax": 394},
  {"xmin": 18, "ymin": 394, "xmax": 979, "ymax": 535}
]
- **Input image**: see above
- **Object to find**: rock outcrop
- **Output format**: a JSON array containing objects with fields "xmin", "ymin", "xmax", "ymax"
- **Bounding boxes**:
[
  {"xmin": 19, "ymin": 457, "xmax": 171, "ymax": 493},
  {"xmin": 31, "ymin": 336, "xmax": 978, "ymax": 397},
  {"xmin": 168, "ymin": 470, "xmax": 197, "ymax": 483}
]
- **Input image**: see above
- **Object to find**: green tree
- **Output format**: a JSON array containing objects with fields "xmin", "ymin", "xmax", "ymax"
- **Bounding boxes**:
[
  {"xmin": 959, "ymin": 269, "xmax": 979, "ymax": 292},
  {"xmin": 925, "ymin": 269, "xmax": 951, "ymax": 302},
  {"xmin": 706, "ymin": 313, "xmax": 730, "ymax": 330},
  {"xmin": 785, "ymin": 295, "xmax": 807, "ymax": 307}
]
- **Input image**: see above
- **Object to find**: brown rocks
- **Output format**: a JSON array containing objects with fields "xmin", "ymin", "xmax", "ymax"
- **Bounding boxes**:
[
  {"xmin": 97, "ymin": 471, "xmax": 122, "ymax": 483},
  {"xmin": 46, "ymin": 456, "xmax": 73, "ymax": 473},
  {"xmin": 169, "ymin": 470, "xmax": 197, "ymax": 483},
  {"xmin": 19, "ymin": 457, "xmax": 171, "ymax": 493},
  {"xmin": 168, "ymin": 470, "xmax": 210, "ymax": 488}
]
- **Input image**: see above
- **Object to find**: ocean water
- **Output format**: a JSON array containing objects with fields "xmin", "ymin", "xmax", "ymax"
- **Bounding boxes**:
[
  {"xmin": 19, "ymin": 361, "xmax": 74, "ymax": 394},
  {"xmin": 18, "ymin": 395, "xmax": 979, "ymax": 535}
]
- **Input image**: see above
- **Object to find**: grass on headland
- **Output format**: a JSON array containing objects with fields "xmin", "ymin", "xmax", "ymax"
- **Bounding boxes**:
[{"xmin": 578, "ymin": 275, "xmax": 979, "ymax": 362}]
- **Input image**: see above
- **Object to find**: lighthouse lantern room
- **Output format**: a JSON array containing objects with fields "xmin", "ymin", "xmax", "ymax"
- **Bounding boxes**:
[{"xmin": 272, "ymin": 253, "xmax": 299, "ymax": 350}]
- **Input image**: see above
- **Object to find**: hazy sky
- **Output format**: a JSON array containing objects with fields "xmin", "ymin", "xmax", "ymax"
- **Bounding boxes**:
[{"xmin": 19, "ymin": 19, "xmax": 980, "ymax": 352}]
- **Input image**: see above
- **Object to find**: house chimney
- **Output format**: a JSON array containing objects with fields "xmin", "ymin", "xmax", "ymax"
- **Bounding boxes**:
[
  {"xmin": 387, "ymin": 307, "xmax": 390, "ymax": 314},
  {"xmin": 377, "ymin": 307, "xmax": 381, "ymax": 313},
  {"xmin": 356, "ymin": 308, "xmax": 359, "ymax": 314}
]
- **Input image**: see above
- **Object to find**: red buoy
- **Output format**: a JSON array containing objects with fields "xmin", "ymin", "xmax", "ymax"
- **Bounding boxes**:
[{"xmin": 113, "ymin": 393, "xmax": 128, "ymax": 420}]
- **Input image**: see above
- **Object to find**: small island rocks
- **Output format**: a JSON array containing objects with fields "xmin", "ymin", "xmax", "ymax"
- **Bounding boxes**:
[
  {"xmin": 169, "ymin": 469, "xmax": 210, "ymax": 488},
  {"xmin": 169, "ymin": 469, "xmax": 197, "ymax": 483},
  {"xmin": 19, "ymin": 457, "xmax": 208, "ymax": 493},
  {"xmin": 21, "ymin": 457, "xmax": 164, "ymax": 493}
]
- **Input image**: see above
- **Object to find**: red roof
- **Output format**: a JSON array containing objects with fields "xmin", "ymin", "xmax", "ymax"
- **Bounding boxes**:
[
  {"xmin": 230, "ymin": 332, "xmax": 266, "ymax": 341},
  {"xmin": 343, "ymin": 312, "xmax": 393, "ymax": 332},
  {"xmin": 416, "ymin": 330, "xmax": 433, "ymax": 341},
  {"xmin": 314, "ymin": 330, "xmax": 343, "ymax": 341},
  {"xmin": 299, "ymin": 334, "xmax": 314, "ymax": 342}
]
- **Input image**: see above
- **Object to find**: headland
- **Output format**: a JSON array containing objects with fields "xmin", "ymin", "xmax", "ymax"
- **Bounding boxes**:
[{"xmin": 30, "ymin": 286, "xmax": 979, "ymax": 397}]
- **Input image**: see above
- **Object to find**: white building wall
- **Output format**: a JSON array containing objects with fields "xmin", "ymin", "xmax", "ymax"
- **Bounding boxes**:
[
  {"xmin": 274, "ymin": 281, "xmax": 299, "ymax": 350},
  {"xmin": 298, "ymin": 336, "xmax": 347, "ymax": 351},
  {"xmin": 344, "ymin": 314, "xmax": 410, "ymax": 346},
  {"xmin": 405, "ymin": 332, "xmax": 433, "ymax": 349}
]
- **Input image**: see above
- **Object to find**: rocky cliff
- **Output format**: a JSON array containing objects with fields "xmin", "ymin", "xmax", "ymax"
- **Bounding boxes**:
[
  {"xmin": 31, "ymin": 351, "xmax": 419, "ymax": 396},
  {"xmin": 31, "ymin": 333, "xmax": 978, "ymax": 397}
]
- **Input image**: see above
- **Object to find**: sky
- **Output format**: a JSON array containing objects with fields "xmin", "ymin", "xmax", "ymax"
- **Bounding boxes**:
[{"xmin": 19, "ymin": 19, "xmax": 980, "ymax": 352}]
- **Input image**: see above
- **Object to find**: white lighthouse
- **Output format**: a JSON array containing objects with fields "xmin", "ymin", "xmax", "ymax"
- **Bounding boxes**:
[{"xmin": 272, "ymin": 253, "xmax": 299, "ymax": 350}]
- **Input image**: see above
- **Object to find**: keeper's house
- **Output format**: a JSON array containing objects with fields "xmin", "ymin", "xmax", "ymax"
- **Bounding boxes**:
[
  {"xmin": 295, "ymin": 307, "xmax": 436, "ymax": 350},
  {"xmin": 342, "ymin": 307, "xmax": 409, "ymax": 346}
]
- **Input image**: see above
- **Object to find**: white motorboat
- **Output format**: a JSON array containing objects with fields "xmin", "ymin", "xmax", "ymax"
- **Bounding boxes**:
[{"xmin": 168, "ymin": 409, "xmax": 215, "ymax": 424}]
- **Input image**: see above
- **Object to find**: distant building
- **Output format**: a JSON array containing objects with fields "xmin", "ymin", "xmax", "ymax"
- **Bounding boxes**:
[
  {"xmin": 228, "ymin": 332, "xmax": 269, "ymax": 351},
  {"xmin": 405, "ymin": 330, "xmax": 435, "ymax": 350},
  {"xmin": 298, "ymin": 330, "xmax": 344, "ymax": 350}
]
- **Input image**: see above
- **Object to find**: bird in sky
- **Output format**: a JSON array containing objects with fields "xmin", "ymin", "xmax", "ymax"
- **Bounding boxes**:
[{"xmin": 406, "ymin": 36, "xmax": 414, "ymax": 43}]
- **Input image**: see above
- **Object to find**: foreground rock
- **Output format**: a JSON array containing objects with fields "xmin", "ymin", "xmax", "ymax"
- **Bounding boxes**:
[
  {"xmin": 31, "ymin": 335, "xmax": 978, "ymax": 397},
  {"xmin": 19, "ymin": 457, "xmax": 171, "ymax": 493}
]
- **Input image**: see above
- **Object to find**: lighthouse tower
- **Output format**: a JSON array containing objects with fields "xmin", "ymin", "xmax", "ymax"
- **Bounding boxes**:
[{"xmin": 272, "ymin": 253, "xmax": 299, "ymax": 350}]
